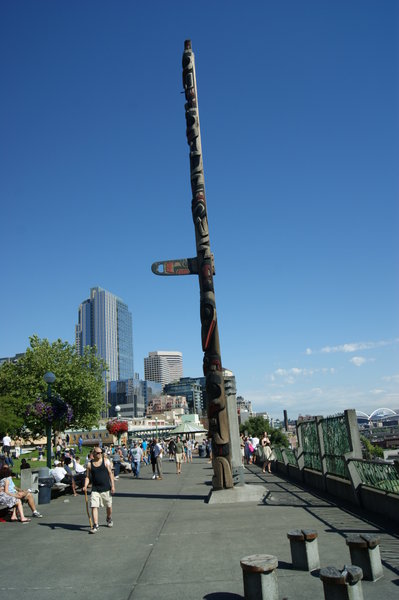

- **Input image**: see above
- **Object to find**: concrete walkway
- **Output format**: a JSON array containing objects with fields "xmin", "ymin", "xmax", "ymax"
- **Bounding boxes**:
[{"xmin": 2, "ymin": 457, "xmax": 399, "ymax": 600}]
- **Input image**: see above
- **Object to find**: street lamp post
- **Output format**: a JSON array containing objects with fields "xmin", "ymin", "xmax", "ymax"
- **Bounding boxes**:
[
  {"xmin": 155, "ymin": 416, "xmax": 158, "ymax": 438},
  {"xmin": 115, "ymin": 405, "xmax": 121, "ymax": 444},
  {"xmin": 43, "ymin": 372, "xmax": 56, "ymax": 469}
]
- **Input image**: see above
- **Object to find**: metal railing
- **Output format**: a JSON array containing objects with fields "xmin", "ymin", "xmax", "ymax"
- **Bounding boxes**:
[{"xmin": 350, "ymin": 459, "xmax": 399, "ymax": 493}]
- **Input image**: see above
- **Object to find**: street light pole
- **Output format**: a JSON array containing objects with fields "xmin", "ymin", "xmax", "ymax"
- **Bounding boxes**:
[
  {"xmin": 115, "ymin": 405, "xmax": 121, "ymax": 445},
  {"xmin": 43, "ymin": 372, "xmax": 56, "ymax": 469}
]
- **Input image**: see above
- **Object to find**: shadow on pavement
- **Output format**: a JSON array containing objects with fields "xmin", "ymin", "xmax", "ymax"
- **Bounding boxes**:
[
  {"xmin": 203, "ymin": 594, "xmax": 243, "ymax": 600},
  {"xmin": 276, "ymin": 560, "xmax": 295, "ymax": 571},
  {"xmin": 113, "ymin": 492, "xmax": 208, "ymax": 501},
  {"xmin": 38, "ymin": 522, "xmax": 89, "ymax": 532}
]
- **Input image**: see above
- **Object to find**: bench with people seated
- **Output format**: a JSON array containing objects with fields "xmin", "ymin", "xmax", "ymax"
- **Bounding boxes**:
[{"xmin": 49, "ymin": 457, "xmax": 86, "ymax": 497}]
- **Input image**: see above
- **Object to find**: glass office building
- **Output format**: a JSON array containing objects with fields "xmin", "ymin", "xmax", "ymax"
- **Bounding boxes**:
[
  {"xmin": 164, "ymin": 377, "xmax": 204, "ymax": 414},
  {"xmin": 75, "ymin": 287, "xmax": 134, "ymax": 382},
  {"xmin": 108, "ymin": 378, "xmax": 163, "ymax": 418}
]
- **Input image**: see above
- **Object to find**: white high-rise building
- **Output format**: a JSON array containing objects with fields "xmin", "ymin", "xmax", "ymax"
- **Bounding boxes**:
[{"xmin": 144, "ymin": 351, "xmax": 183, "ymax": 387}]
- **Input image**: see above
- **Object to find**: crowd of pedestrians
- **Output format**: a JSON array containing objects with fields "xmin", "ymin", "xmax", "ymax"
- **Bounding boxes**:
[
  {"xmin": 241, "ymin": 432, "xmax": 275, "ymax": 473},
  {"xmin": 2, "ymin": 430, "xmax": 276, "ymax": 534},
  {"xmin": 0, "ymin": 432, "xmax": 207, "ymax": 533}
]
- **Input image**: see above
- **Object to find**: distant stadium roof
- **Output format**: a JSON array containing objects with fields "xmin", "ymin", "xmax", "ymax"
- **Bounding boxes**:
[{"xmin": 356, "ymin": 408, "xmax": 399, "ymax": 420}]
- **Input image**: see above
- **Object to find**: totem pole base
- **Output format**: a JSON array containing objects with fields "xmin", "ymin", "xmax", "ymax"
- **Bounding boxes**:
[{"xmin": 207, "ymin": 484, "xmax": 268, "ymax": 505}]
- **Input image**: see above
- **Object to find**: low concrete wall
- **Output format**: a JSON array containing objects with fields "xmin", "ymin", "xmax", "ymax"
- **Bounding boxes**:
[
  {"xmin": 326, "ymin": 474, "xmax": 358, "ymax": 505},
  {"xmin": 287, "ymin": 464, "xmax": 303, "ymax": 483},
  {"xmin": 274, "ymin": 460, "xmax": 287, "ymax": 475},
  {"xmin": 274, "ymin": 457, "xmax": 399, "ymax": 524},
  {"xmin": 303, "ymin": 468, "xmax": 325, "ymax": 492},
  {"xmin": 359, "ymin": 485, "xmax": 399, "ymax": 523}
]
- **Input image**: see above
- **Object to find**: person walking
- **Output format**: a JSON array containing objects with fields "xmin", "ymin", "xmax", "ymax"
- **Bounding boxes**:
[
  {"xmin": 186, "ymin": 438, "xmax": 193, "ymax": 463},
  {"xmin": 168, "ymin": 438, "xmax": 176, "ymax": 462},
  {"xmin": 83, "ymin": 446, "xmax": 115, "ymax": 533},
  {"xmin": 150, "ymin": 438, "xmax": 163, "ymax": 480},
  {"xmin": 2, "ymin": 433, "xmax": 14, "ymax": 467},
  {"xmin": 260, "ymin": 435, "xmax": 274, "ymax": 474},
  {"xmin": 175, "ymin": 436, "xmax": 184, "ymax": 475},
  {"xmin": 129, "ymin": 442, "xmax": 143, "ymax": 478},
  {"xmin": 141, "ymin": 439, "xmax": 148, "ymax": 465}
]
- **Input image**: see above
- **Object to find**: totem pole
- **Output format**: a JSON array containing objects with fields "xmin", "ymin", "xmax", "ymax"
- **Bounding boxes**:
[{"xmin": 151, "ymin": 40, "xmax": 234, "ymax": 490}]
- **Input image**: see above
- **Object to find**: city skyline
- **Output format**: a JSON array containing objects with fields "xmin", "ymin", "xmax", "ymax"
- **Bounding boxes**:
[{"xmin": 1, "ymin": 2, "xmax": 398, "ymax": 420}]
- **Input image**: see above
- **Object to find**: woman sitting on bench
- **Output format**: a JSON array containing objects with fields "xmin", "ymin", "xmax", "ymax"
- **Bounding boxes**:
[{"xmin": 0, "ymin": 465, "xmax": 42, "ymax": 520}]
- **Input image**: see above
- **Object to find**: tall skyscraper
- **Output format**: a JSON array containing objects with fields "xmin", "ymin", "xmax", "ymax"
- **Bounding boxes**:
[
  {"xmin": 144, "ymin": 351, "xmax": 183, "ymax": 387},
  {"xmin": 75, "ymin": 286, "xmax": 134, "ymax": 381}
]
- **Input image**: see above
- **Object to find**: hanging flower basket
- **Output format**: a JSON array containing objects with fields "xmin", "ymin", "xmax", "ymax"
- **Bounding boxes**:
[
  {"xmin": 26, "ymin": 395, "xmax": 74, "ymax": 428},
  {"xmin": 106, "ymin": 419, "xmax": 128, "ymax": 436}
]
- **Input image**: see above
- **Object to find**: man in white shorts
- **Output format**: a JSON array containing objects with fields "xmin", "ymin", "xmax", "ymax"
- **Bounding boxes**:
[{"xmin": 83, "ymin": 446, "xmax": 115, "ymax": 534}]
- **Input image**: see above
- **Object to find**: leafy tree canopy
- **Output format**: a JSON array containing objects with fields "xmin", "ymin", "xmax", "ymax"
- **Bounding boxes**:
[
  {"xmin": 0, "ymin": 335, "xmax": 107, "ymax": 438},
  {"xmin": 240, "ymin": 415, "xmax": 289, "ymax": 447},
  {"xmin": 0, "ymin": 395, "xmax": 25, "ymax": 437},
  {"xmin": 360, "ymin": 435, "xmax": 384, "ymax": 459},
  {"xmin": 240, "ymin": 415, "xmax": 271, "ymax": 438}
]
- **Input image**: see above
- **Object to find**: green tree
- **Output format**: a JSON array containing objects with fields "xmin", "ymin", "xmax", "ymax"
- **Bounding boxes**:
[
  {"xmin": 0, "ymin": 335, "xmax": 107, "ymax": 438},
  {"xmin": 269, "ymin": 428, "xmax": 289, "ymax": 448},
  {"xmin": 239, "ymin": 415, "xmax": 289, "ymax": 447},
  {"xmin": 360, "ymin": 435, "xmax": 384, "ymax": 459},
  {"xmin": 0, "ymin": 395, "xmax": 25, "ymax": 436},
  {"xmin": 240, "ymin": 415, "xmax": 271, "ymax": 438}
]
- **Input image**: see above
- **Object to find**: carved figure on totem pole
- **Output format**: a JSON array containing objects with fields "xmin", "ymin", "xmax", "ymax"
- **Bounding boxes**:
[{"xmin": 151, "ymin": 40, "xmax": 233, "ymax": 490}]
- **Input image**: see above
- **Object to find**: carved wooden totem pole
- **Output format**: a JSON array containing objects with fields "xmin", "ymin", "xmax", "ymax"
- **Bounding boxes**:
[{"xmin": 151, "ymin": 40, "xmax": 233, "ymax": 490}]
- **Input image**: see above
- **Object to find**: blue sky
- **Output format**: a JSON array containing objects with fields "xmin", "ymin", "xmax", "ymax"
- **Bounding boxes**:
[{"xmin": 1, "ymin": 1, "xmax": 398, "ymax": 419}]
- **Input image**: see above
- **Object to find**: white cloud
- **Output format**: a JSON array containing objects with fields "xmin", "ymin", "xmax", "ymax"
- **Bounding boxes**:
[
  {"xmin": 311, "ymin": 387, "xmax": 323, "ymax": 395},
  {"xmin": 320, "ymin": 338, "xmax": 398, "ymax": 354},
  {"xmin": 382, "ymin": 374, "xmax": 399, "ymax": 383},
  {"xmin": 273, "ymin": 366, "xmax": 335, "ymax": 379},
  {"xmin": 370, "ymin": 389, "xmax": 385, "ymax": 395},
  {"xmin": 350, "ymin": 356, "xmax": 375, "ymax": 367},
  {"xmin": 291, "ymin": 368, "xmax": 302, "ymax": 375},
  {"xmin": 350, "ymin": 356, "xmax": 367, "ymax": 367},
  {"xmin": 275, "ymin": 368, "xmax": 287, "ymax": 376},
  {"xmin": 305, "ymin": 348, "xmax": 312, "ymax": 355}
]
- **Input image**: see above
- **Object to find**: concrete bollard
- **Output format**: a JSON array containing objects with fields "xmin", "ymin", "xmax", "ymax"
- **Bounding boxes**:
[
  {"xmin": 345, "ymin": 534, "xmax": 383, "ymax": 581},
  {"xmin": 287, "ymin": 529, "xmax": 320, "ymax": 571},
  {"xmin": 240, "ymin": 554, "xmax": 279, "ymax": 600},
  {"xmin": 320, "ymin": 565, "xmax": 364, "ymax": 600}
]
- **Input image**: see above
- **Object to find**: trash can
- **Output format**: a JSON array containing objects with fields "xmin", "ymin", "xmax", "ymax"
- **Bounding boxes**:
[
  {"xmin": 198, "ymin": 444, "xmax": 207, "ymax": 458},
  {"xmin": 38, "ymin": 467, "xmax": 53, "ymax": 505}
]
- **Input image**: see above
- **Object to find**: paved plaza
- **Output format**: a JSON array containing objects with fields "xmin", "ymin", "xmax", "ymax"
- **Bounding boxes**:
[{"xmin": 2, "ymin": 457, "xmax": 399, "ymax": 600}]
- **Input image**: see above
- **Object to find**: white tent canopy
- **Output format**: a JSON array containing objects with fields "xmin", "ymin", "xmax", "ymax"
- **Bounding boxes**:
[{"xmin": 171, "ymin": 422, "xmax": 207, "ymax": 435}]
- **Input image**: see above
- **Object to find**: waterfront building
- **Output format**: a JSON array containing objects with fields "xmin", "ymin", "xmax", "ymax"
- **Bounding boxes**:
[
  {"xmin": 144, "ymin": 351, "xmax": 183, "ymax": 387},
  {"xmin": 147, "ymin": 394, "xmax": 188, "ymax": 415},
  {"xmin": 164, "ymin": 377, "xmax": 204, "ymax": 414},
  {"xmin": 237, "ymin": 395, "xmax": 253, "ymax": 415},
  {"xmin": 107, "ymin": 377, "xmax": 163, "ymax": 419},
  {"xmin": 75, "ymin": 286, "xmax": 134, "ymax": 381}
]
